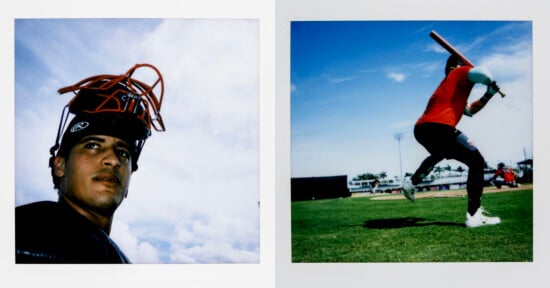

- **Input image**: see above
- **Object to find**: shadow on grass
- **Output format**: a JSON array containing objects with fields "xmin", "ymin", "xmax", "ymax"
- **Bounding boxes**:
[{"xmin": 363, "ymin": 217, "xmax": 465, "ymax": 229}]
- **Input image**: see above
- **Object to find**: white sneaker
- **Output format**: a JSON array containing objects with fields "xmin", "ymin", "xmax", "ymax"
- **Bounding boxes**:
[
  {"xmin": 465, "ymin": 207, "xmax": 501, "ymax": 228},
  {"xmin": 401, "ymin": 180, "xmax": 415, "ymax": 202}
]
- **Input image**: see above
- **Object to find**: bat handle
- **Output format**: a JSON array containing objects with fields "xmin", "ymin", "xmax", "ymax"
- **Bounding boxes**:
[{"xmin": 498, "ymin": 90, "xmax": 506, "ymax": 97}]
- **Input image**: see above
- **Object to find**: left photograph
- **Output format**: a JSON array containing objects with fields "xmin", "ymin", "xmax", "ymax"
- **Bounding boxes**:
[{"xmin": 15, "ymin": 19, "xmax": 259, "ymax": 264}]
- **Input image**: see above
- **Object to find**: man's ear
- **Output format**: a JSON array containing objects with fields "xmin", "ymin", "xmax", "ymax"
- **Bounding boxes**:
[{"xmin": 53, "ymin": 156, "xmax": 66, "ymax": 178}]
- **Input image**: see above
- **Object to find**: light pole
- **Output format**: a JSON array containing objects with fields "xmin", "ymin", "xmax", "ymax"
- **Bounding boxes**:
[{"xmin": 394, "ymin": 132, "xmax": 404, "ymax": 185}]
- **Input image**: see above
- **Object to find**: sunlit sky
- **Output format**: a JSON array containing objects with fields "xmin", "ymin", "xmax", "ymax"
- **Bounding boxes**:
[
  {"xmin": 291, "ymin": 21, "xmax": 532, "ymax": 181},
  {"xmin": 14, "ymin": 19, "xmax": 260, "ymax": 264}
]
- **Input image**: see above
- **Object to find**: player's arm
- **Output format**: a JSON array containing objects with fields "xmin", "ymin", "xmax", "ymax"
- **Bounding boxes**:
[
  {"xmin": 464, "ymin": 66, "xmax": 500, "ymax": 117},
  {"xmin": 464, "ymin": 82, "xmax": 499, "ymax": 116},
  {"xmin": 467, "ymin": 66, "xmax": 493, "ymax": 85}
]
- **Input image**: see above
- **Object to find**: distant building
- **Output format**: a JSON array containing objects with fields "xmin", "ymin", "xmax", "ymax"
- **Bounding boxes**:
[
  {"xmin": 414, "ymin": 175, "xmax": 468, "ymax": 191},
  {"xmin": 291, "ymin": 175, "xmax": 350, "ymax": 201},
  {"xmin": 517, "ymin": 159, "xmax": 533, "ymax": 183},
  {"xmin": 348, "ymin": 178, "xmax": 401, "ymax": 194}
]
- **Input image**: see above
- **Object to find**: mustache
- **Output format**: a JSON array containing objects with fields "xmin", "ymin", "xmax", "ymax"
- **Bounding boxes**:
[{"xmin": 92, "ymin": 169, "xmax": 122, "ymax": 185}]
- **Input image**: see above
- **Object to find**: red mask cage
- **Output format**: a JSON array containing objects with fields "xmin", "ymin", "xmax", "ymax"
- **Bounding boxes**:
[
  {"xmin": 49, "ymin": 63, "xmax": 166, "ymax": 164},
  {"xmin": 58, "ymin": 63, "xmax": 165, "ymax": 132}
]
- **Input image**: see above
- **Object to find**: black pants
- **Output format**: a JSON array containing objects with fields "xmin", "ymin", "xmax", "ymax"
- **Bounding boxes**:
[{"xmin": 412, "ymin": 123, "xmax": 485, "ymax": 216}]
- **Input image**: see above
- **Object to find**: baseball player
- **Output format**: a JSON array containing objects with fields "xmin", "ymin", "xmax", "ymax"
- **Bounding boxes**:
[
  {"xmin": 401, "ymin": 55, "xmax": 501, "ymax": 228},
  {"xmin": 16, "ymin": 64, "xmax": 166, "ymax": 263},
  {"xmin": 490, "ymin": 162, "xmax": 519, "ymax": 188}
]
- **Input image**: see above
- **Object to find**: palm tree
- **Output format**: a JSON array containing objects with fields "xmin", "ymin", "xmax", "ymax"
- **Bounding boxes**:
[{"xmin": 434, "ymin": 166, "xmax": 443, "ymax": 178}]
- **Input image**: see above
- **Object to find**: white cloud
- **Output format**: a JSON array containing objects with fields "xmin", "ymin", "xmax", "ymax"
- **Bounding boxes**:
[
  {"xmin": 427, "ymin": 43, "xmax": 447, "ymax": 54},
  {"xmin": 169, "ymin": 214, "xmax": 259, "ymax": 263},
  {"xmin": 327, "ymin": 76, "xmax": 356, "ymax": 84},
  {"xmin": 111, "ymin": 221, "xmax": 161, "ymax": 263},
  {"xmin": 388, "ymin": 72, "xmax": 406, "ymax": 83}
]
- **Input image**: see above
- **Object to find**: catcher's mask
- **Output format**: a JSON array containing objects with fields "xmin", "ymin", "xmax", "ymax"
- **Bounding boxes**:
[{"xmin": 49, "ymin": 63, "xmax": 166, "ymax": 188}]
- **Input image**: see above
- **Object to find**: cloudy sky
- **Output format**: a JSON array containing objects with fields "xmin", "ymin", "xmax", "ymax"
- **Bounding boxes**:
[
  {"xmin": 291, "ymin": 21, "xmax": 533, "ymax": 181},
  {"xmin": 14, "ymin": 19, "xmax": 260, "ymax": 264}
]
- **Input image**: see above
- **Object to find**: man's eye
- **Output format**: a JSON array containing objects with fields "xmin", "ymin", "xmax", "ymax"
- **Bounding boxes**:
[
  {"xmin": 118, "ymin": 150, "xmax": 131, "ymax": 162},
  {"xmin": 84, "ymin": 142, "xmax": 100, "ymax": 149}
]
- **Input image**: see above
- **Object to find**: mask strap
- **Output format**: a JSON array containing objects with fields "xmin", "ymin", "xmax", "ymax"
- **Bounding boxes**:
[{"xmin": 49, "ymin": 105, "xmax": 70, "ymax": 162}]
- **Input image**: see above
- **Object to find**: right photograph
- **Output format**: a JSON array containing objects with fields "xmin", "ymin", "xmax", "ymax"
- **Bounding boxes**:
[{"xmin": 290, "ymin": 21, "xmax": 533, "ymax": 262}]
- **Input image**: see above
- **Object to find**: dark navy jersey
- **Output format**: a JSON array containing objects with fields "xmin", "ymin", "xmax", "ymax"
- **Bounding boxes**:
[{"xmin": 16, "ymin": 200, "xmax": 130, "ymax": 263}]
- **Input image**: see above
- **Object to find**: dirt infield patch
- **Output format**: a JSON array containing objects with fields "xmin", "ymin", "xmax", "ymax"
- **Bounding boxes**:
[{"xmin": 367, "ymin": 184, "xmax": 532, "ymax": 201}]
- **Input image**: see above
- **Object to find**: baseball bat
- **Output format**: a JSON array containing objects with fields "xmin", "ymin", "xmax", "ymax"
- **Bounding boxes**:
[{"xmin": 429, "ymin": 30, "xmax": 506, "ymax": 97}]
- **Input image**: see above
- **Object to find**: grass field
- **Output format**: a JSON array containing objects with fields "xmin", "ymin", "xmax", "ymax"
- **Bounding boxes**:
[{"xmin": 291, "ymin": 188, "xmax": 532, "ymax": 262}]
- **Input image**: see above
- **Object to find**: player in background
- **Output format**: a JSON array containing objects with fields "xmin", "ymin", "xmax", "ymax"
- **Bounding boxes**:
[
  {"xmin": 15, "ymin": 64, "xmax": 166, "ymax": 263},
  {"xmin": 370, "ymin": 179, "xmax": 380, "ymax": 194},
  {"xmin": 490, "ymin": 162, "xmax": 519, "ymax": 189},
  {"xmin": 401, "ymin": 55, "xmax": 502, "ymax": 228}
]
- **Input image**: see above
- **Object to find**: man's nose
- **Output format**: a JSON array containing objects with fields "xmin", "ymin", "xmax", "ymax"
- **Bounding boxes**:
[{"xmin": 101, "ymin": 148, "xmax": 121, "ymax": 168}]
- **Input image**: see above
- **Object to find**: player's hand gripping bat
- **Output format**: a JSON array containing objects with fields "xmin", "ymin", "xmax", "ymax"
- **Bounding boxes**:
[{"xmin": 429, "ymin": 30, "xmax": 506, "ymax": 97}]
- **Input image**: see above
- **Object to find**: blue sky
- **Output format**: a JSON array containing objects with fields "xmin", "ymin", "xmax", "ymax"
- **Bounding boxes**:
[
  {"xmin": 291, "ymin": 21, "xmax": 533, "ymax": 181},
  {"xmin": 14, "ymin": 19, "xmax": 259, "ymax": 264}
]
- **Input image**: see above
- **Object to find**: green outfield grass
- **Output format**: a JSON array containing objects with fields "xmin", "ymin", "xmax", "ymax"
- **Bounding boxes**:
[{"xmin": 291, "ymin": 189, "xmax": 532, "ymax": 262}]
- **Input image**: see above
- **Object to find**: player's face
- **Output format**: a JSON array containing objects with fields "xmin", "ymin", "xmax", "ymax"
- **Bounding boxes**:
[{"xmin": 55, "ymin": 135, "xmax": 132, "ymax": 216}]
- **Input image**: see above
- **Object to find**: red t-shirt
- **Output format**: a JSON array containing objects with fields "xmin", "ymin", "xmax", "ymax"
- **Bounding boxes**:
[
  {"xmin": 416, "ymin": 66, "xmax": 474, "ymax": 127},
  {"xmin": 495, "ymin": 168, "xmax": 516, "ymax": 182}
]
